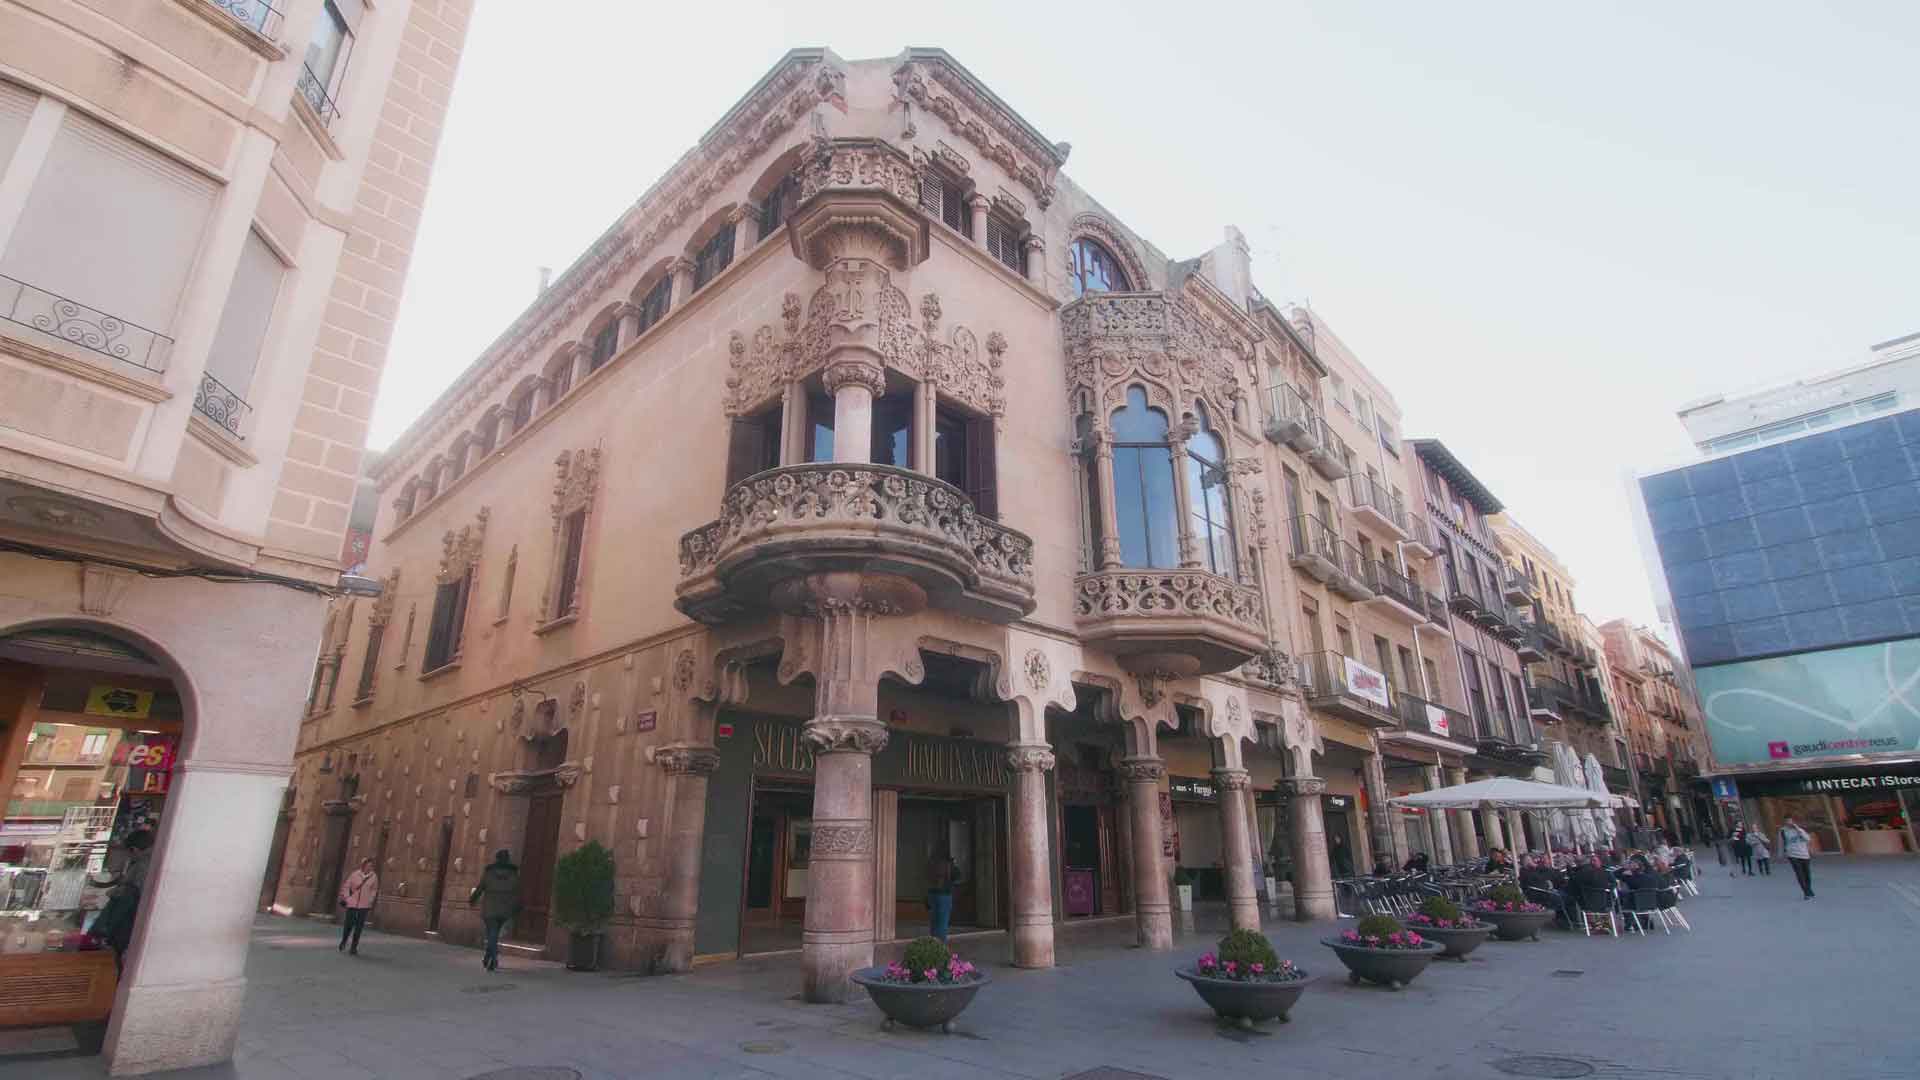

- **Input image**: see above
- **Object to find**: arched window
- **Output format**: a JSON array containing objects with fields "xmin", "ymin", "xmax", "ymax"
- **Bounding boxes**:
[
  {"xmin": 1110, "ymin": 386, "xmax": 1178, "ymax": 569},
  {"xmin": 1070, "ymin": 237, "xmax": 1130, "ymax": 296},
  {"xmin": 1184, "ymin": 404, "xmax": 1237, "ymax": 580}
]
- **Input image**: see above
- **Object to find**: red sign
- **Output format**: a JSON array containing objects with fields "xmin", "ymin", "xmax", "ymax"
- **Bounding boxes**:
[{"xmin": 113, "ymin": 734, "xmax": 178, "ymax": 795}]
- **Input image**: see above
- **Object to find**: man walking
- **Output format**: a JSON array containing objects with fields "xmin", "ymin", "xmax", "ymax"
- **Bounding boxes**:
[
  {"xmin": 338, "ymin": 857, "xmax": 378, "ymax": 955},
  {"xmin": 470, "ymin": 849, "xmax": 520, "ymax": 971},
  {"xmin": 1779, "ymin": 817, "xmax": 1815, "ymax": 899},
  {"xmin": 926, "ymin": 849, "xmax": 960, "ymax": 942}
]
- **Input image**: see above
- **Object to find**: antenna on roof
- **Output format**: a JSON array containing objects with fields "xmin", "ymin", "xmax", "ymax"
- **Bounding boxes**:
[{"xmin": 536, "ymin": 266, "xmax": 553, "ymax": 295}]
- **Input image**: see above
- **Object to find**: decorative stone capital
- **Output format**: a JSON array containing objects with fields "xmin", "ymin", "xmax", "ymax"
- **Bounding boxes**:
[
  {"xmin": 730, "ymin": 203, "xmax": 760, "ymax": 226},
  {"xmin": 669, "ymin": 256, "xmax": 696, "ymax": 278},
  {"xmin": 802, "ymin": 717, "xmax": 890, "ymax": 755},
  {"xmin": 966, "ymin": 192, "xmax": 992, "ymax": 212},
  {"xmin": 1004, "ymin": 744, "xmax": 1056, "ymax": 773},
  {"xmin": 656, "ymin": 744, "xmax": 721, "ymax": 776},
  {"xmin": 1211, "ymin": 767, "xmax": 1251, "ymax": 792},
  {"xmin": 1279, "ymin": 776, "xmax": 1327, "ymax": 799},
  {"xmin": 1118, "ymin": 756, "xmax": 1165, "ymax": 783},
  {"xmin": 821, "ymin": 358, "xmax": 886, "ymax": 397}
]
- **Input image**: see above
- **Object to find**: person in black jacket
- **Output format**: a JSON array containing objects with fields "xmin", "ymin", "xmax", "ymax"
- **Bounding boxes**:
[{"xmin": 1568, "ymin": 855, "xmax": 1616, "ymax": 912}]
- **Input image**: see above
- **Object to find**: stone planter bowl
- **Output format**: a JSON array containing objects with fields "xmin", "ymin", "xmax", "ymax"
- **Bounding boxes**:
[
  {"xmin": 1175, "ymin": 967, "xmax": 1310, "ymax": 1028},
  {"xmin": 1321, "ymin": 938, "xmax": 1444, "ymax": 990},
  {"xmin": 1411, "ymin": 922, "xmax": 1494, "ymax": 961},
  {"xmin": 850, "ymin": 967, "xmax": 992, "ymax": 1033},
  {"xmin": 1474, "ymin": 907, "xmax": 1557, "ymax": 942}
]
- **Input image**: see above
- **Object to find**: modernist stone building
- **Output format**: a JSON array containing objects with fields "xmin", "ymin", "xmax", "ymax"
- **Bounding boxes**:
[
  {"xmin": 0, "ymin": 0, "xmax": 472, "ymax": 1072},
  {"xmin": 277, "ymin": 48, "xmax": 1567, "ymax": 1000}
]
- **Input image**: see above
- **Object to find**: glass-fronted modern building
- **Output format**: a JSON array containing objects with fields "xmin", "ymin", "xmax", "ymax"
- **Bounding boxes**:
[{"xmin": 1638, "ymin": 332, "xmax": 1920, "ymax": 856}]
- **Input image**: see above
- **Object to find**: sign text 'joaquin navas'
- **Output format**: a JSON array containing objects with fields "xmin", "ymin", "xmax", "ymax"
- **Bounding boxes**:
[{"xmin": 746, "ymin": 717, "xmax": 1007, "ymax": 791}]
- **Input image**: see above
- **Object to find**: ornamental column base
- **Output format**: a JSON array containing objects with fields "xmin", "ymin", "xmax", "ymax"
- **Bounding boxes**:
[
  {"xmin": 1006, "ymin": 744, "xmax": 1056, "ymax": 968},
  {"xmin": 800, "ymin": 723, "xmax": 885, "ymax": 1003},
  {"xmin": 1281, "ymin": 776, "xmax": 1335, "ymax": 921}
]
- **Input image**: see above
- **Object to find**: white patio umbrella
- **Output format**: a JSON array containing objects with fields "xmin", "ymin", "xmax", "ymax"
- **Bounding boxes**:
[
  {"xmin": 1391, "ymin": 777, "xmax": 1625, "ymax": 876},
  {"xmin": 1583, "ymin": 753, "xmax": 1619, "ymax": 847},
  {"xmin": 1547, "ymin": 745, "xmax": 1580, "ymax": 851}
]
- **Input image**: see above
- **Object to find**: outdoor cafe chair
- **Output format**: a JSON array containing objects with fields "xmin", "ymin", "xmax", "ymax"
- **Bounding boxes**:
[
  {"xmin": 1656, "ymin": 885, "xmax": 1692, "ymax": 932},
  {"xmin": 1577, "ymin": 887, "xmax": 1621, "ymax": 937},
  {"xmin": 1624, "ymin": 889, "xmax": 1667, "ymax": 935}
]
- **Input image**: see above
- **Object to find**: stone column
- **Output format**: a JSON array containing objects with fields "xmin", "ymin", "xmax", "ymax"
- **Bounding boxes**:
[
  {"xmin": 1361, "ymin": 751, "xmax": 1400, "ymax": 871},
  {"xmin": 1281, "ymin": 777, "xmax": 1335, "ymax": 920},
  {"xmin": 967, "ymin": 193, "xmax": 990, "ymax": 244},
  {"xmin": 669, "ymin": 255, "xmax": 696, "ymax": 306},
  {"xmin": 1447, "ymin": 767, "xmax": 1479, "ymax": 860},
  {"xmin": 1168, "ymin": 421, "xmax": 1201, "ymax": 568},
  {"xmin": 1423, "ymin": 765, "xmax": 1455, "ymax": 865},
  {"xmin": 1021, "ymin": 234, "xmax": 1045, "ymax": 281},
  {"xmin": 1005, "ymin": 744, "xmax": 1056, "ymax": 968},
  {"xmin": 1086, "ymin": 424, "xmax": 1123, "ymax": 569},
  {"xmin": 1505, "ymin": 809, "xmax": 1528, "ymax": 855},
  {"xmin": 732, "ymin": 203, "xmax": 760, "ymax": 255},
  {"xmin": 616, "ymin": 304, "xmax": 640, "ymax": 349},
  {"xmin": 823, "ymin": 360, "xmax": 883, "ymax": 465},
  {"xmin": 1212, "ymin": 767, "xmax": 1259, "ymax": 931},
  {"xmin": 779, "ymin": 384, "xmax": 806, "ymax": 465},
  {"xmin": 103, "ymin": 760, "xmax": 289, "ymax": 1075},
  {"xmin": 912, "ymin": 379, "xmax": 936, "ymax": 474},
  {"xmin": 655, "ymin": 743, "xmax": 720, "ymax": 972},
  {"xmin": 871, "ymin": 788, "xmax": 898, "ymax": 947},
  {"xmin": 1480, "ymin": 806, "xmax": 1506, "ymax": 852},
  {"xmin": 1120, "ymin": 757, "xmax": 1172, "ymax": 949}
]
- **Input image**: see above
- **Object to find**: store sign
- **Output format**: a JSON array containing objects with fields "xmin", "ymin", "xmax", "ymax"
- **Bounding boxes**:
[
  {"xmin": 747, "ymin": 718, "xmax": 1007, "ymax": 790},
  {"xmin": 1169, "ymin": 775, "xmax": 1218, "ymax": 801},
  {"xmin": 1694, "ymin": 638, "xmax": 1920, "ymax": 766},
  {"xmin": 113, "ymin": 734, "xmax": 177, "ymax": 795},
  {"xmin": 1424, "ymin": 704, "xmax": 1451, "ymax": 737},
  {"xmin": 85, "ymin": 685, "xmax": 153, "ymax": 720},
  {"xmin": 1343, "ymin": 657, "xmax": 1391, "ymax": 710},
  {"xmin": 1731, "ymin": 761, "xmax": 1920, "ymax": 799},
  {"xmin": 1711, "ymin": 777, "xmax": 1739, "ymax": 801}
]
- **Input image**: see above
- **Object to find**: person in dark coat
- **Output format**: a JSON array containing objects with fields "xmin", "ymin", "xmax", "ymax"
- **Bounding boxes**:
[
  {"xmin": 1730, "ymin": 829, "xmax": 1754, "ymax": 876},
  {"xmin": 469, "ymin": 849, "xmax": 520, "ymax": 972},
  {"xmin": 1402, "ymin": 851, "xmax": 1431, "ymax": 873},
  {"xmin": 92, "ymin": 830, "xmax": 154, "ymax": 974},
  {"xmin": 1568, "ymin": 854, "xmax": 1616, "ymax": 912}
]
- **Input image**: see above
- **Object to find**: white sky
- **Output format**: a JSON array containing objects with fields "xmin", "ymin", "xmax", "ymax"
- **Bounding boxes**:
[{"xmin": 374, "ymin": 1, "xmax": 1919, "ymax": 630}]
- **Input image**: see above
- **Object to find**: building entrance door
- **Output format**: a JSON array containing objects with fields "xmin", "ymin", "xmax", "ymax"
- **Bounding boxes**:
[{"xmin": 514, "ymin": 787, "xmax": 564, "ymax": 944}]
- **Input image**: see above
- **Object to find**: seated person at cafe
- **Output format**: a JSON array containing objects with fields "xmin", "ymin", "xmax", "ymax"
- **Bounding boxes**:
[
  {"xmin": 1402, "ymin": 851, "xmax": 1431, "ymax": 873},
  {"xmin": 1519, "ymin": 854, "xmax": 1570, "ymax": 919},
  {"xmin": 1487, "ymin": 848, "xmax": 1515, "ymax": 872},
  {"xmin": 1569, "ymin": 855, "xmax": 1616, "ymax": 910}
]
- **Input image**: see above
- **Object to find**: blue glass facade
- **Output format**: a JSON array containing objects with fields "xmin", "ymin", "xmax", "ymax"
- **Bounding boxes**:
[{"xmin": 1641, "ymin": 408, "xmax": 1920, "ymax": 667}]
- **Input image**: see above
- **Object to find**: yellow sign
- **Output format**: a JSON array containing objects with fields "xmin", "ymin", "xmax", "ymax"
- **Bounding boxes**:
[{"xmin": 85, "ymin": 685, "xmax": 153, "ymax": 720}]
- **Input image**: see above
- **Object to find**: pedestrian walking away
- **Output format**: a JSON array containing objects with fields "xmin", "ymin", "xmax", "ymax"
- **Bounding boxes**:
[
  {"xmin": 1749, "ymin": 832, "xmax": 1772, "ymax": 875},
  {"xmin": 470, "ymin": 849, "xmax": 520, "ymax": 971},
  {"xmin": 338, "ymin": 857, "xmax": 378, "ymax": 954},
  {"xmin": 1731, "ymin": 829, "xmax": 1753, "ymax": 876},
  {"xmin": 926, "ymin": 850, "xmax": 959, "ymax": 942},
  {"xmin": 1778, "ymin": 817, "xmax": 1815, "ymax": 898}
]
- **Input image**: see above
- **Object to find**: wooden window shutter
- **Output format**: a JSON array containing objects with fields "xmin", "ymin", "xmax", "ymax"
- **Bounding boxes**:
[
  {"xmin": 919, "ymin": 171, "xmax": 944, "ymax": 218},
  {"xmin": 726, "ymin": 416, "xmax": 771, "ymax": 487},
  {"xmin": 965, "ymin": 417, "xmax": 997, "ymax": 519}
]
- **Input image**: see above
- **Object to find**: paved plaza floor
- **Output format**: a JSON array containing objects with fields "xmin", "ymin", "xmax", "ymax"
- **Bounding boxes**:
[{"xmin": 9, "ymin": 855, "xmax": 1920, "ymax": 1080}]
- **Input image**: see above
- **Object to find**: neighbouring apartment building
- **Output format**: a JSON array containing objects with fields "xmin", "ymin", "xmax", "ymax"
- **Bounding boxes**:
[
  {"xmin": 1598, "ymin": 620, "xmax": 1711, "ymax": 840},
  {"xmin": 0, "ymin": 1, "xmax": 471, "ymax": 1072},
  {"xmin": 1639, "ymin": 331, "xmax": 1920, "ymax": 856},
  {"xmin": 275, "ymin": 47, "xmax": 1637, "ymax": 1001}
]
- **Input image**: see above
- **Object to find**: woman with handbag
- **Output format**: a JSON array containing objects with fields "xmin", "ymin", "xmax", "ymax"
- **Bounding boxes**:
[{"xmin": 338, "ymin": 857, "xmax": 379, "ymax": 955}]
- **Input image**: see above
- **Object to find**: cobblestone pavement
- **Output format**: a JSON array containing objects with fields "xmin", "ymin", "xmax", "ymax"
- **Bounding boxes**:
[{"xmin": 10, "ymin": 855, "xmax": 1920, "ymax": 1080}]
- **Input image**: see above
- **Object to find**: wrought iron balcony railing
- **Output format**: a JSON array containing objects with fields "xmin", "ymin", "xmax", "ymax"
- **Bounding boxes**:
[
  {"xmin": 1263, "ymin": 382, "xmax": 1319, "ymax": 451},
  {"xmin": 296, "ymin": 63, "xmax": 341, "ymax": 126},
  {"xmin": 210, "ymin": 0, "xmax": 284, "ymax": 36},
  {"xmin": 1362, "ymin": 560, "xmax": 1427, "ymax": 620},
  {"xmin": 194, "ymin": 371, "xmax": 253, "ymax": 437},
  {"xmin": 1, "ymin": 273, "xmax": 171, "ymax": 372},
  {"xmin": 1346, "ymin": 472, "xmax": 1410, "ymax": 536},
  {"xmin": 1502, "ymin": 567, "xmax": 1537, "ymax": 603},
  {"xmin": 1297, "ymin": 651, "xmax": 1398, "ymax": 727},
  {"xmin": 1390, "ymin": 691, "xmax": 1477, "ymax": 748}
]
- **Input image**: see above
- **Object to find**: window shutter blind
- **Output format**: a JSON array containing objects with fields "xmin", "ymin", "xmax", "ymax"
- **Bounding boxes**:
[
  {"xmin": 965, "ymin": 417, "xmax": 997, "ymax": 519},
  {"xmin": 424, "ymin": 582, "xmax": 460, "ymax": 669},
  {"xmin": 726, "ymin": 417, "xmax": 770, "ymax": 487},
  {"xmin": 205, "ymin": 230, "xmax": 286, "ymax": 396},
  {"xmin": 0, "ymin": 111, "xmax": 215, "ymax": 335},
  {"xmin": 919, "ymin": 172, "xmax": 943, "ymax": 218},
  {"xmin": 0, "ymin": 81, "xmax": 33, "ymax": 178}
]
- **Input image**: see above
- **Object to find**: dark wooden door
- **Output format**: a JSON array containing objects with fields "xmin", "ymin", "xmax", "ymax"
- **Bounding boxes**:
[
  {"xmin": 515, "ymin": 789, "xmax": 564, "ymax": 943},
  {"xmin": 310, "ymin": 811, "xmax": 353, "ymax": 916},
  {"xmin": 1097, "ymin": 804, "xmax": 1122, "ymax": 916},
  {"xmin": 426, "ymin": 817, "xmax": 454, "ymax": 932}
]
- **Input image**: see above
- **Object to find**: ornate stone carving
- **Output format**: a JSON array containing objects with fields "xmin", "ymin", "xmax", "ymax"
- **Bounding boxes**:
[
  {"xmin": 1211, "ymin": 767, "xmax": 1251, "ymax": 791},
  {"xmin": 672, "ymin": 649, "xmax": 696, "ymax": 692},
  {"xmin": 809, "ymin": 823, "xmax": 873, "ymax": 857},
  {"xmin": 373, "ymin": 53, "xmax": 847, "ymax": 490},
  {"xmin": 1134, "ymin": 671, "xmax": 1171, "ymax": 709},
  {"xmin": 551, "ymin": 762, "xmax": 584, "ymax": 788},
  {"xmin": 656, "ymin": 744, "xmax": 721, "ymax": 776},
  {"xmin": 796, "ymin": 136, "xmax": 921, "ymax": 207},
  {"xmin": 1073, "ymin": 570, "xmax": 1264, "ymax": 633},
  {"xmin": 821, "ymin": 358, "xmax": 886, "ymax": 397},
  {"xmin": 891, "ymin": 58, "xmax": 1060, "ymax": 208},
  {"xmin": 1004, "ymin": 744, "xmax": 1056, "ymax": 773},
  {"xmin": 1239, "ymin": 647, "xmax": 1293, "ymax": 689},
  {"xmin": 1279, "ymin": 776, "xmax": 1327, "ymax": 798},
  {"xmin": 802, "ymin": 718, "xmax": 891, "ymax": 755},
  {"xmin": 551, "ymin": 448, "xmax": 601, "ymax": 522},
  {"xmin": 919, "ymin": 292, "xmax": 942, "ymax": 332},
  {"xmin": 1061, "ymin": 290, "xmax": 1244, "ymax": 425},
  {"xmin": 368, "ymin": 568, "xmax": 401, "ymax": 627},
  {"xmin": 1023, "ymin": 649, "xmax": 1051, "ymax": 693},
  {"xmin": 568, "ymin": 681, "xmax": 586, "ymax": 723},
  {"xmin": 438, "ymin": 507, "xmax": 489, "ymax": 584},
  {"xmin": 1117, "ymin": 757, "xmax": 1166, "ymax": 783}
]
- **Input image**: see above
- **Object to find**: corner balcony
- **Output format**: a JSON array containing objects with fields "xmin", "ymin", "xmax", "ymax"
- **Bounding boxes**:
[
  {"xmin": 1264, "ymin": 383, "xmax": 1320, "ymax": 451},
  {"xmin": 676, "ymin": 463, "xmax": 1035, "ymax": 625},
  {"xmin": 1346, "ymin": 473, "xmax": 1410, "ymax": 540},
  {"xmin": 1298, "ymin": 651, "xmax": 1399, "ymax": 729},
  {"xmin": 1383, "ymin": 692, "xmax": 1478, "ymax": 755},
  {"xmin": 1302, "ymin": 418, "xmax": 1350, "ymax": 481},
  {"xmin": 1073, "ymin": 567, "xmax": 1265, "ymax": 676},
  {"xmin": 1360, "ymin": 561, "xmax": 1429, "ymax": 626}
]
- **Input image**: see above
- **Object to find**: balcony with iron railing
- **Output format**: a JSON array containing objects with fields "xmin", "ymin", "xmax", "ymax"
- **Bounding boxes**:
[
  {"xmin": 1302, "ymin": 417, "xmax": 1350, "ymax": 480},
  {"xmin": 1264, "ymin": 383, "xmax": 1319, "ymax": 452},
  {"xmin": 194, "ymin": 371, "xmax": 253, "ymax": 438},
  {"xmin": 296, "ymin": 63, "xmax": 341, "ymax": 128},
  {"xmin": 1326, "ymin": 539, "xmax": 1375, "ymax": 601},
  {"xmin": 1298, "ymin": 651, "xmax": 1399, "ymax": 729},
  {"xmin": 1287, "ymin": 514, "xmax": 1345, "ymax": 588},
  {"xmin": 1602, "ymin": 764, "xmax": 1634, "ymax": 792},
  {"xmin": 1501, "ymin": 568, "xmax": 1537, "ymax": 605},
  {"xmin": 1527, "ymin": 674, "xmax": 1578, "ymax": 720},
  {"xmin": 1386, "ymin": 691, "xmax": 1478, "ymax": 752},
  {"xmin": 1400, "ymin": 513, "xmax": 1437, "ymax": 558},
  {"xmin": 1, "ymin": 273, "xmax": 172, "ymax": 374},
  {"xmin": 1446, "ymin": 564, "xmax": 1492, "ymax": 618},
  {"xmin": 210, "ymin": 0, "xmax": 284, "ymax": 38},
  {"xmin": 1673, "ymin": 757, "xmax": 1700, "ymax": 779},
  {"xmin": 1514, "ymin": 620, "xmax": 1549, "ymax": 663},
  {"xmin": 1345, "ymin": 473, "xmax": 1410, "ymax": 539},
  {"xmin": 1360, "ymin": 560, "xmax": 1428, "ymax": 626}
]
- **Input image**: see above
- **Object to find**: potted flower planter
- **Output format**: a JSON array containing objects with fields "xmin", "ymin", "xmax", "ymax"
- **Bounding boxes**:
[
  {"xmin": 1177, "ymin": 930, "xmax": 1311, "ymax": 1029},
  {"xmin": 1409, "ymin": 921, "xmax": 1493, "ymax": 961},
  {"xmin": 852, "ymin": 938, "xmax": 988, "ymax": 1033},
  {"xmin": 552, "ymin": 841, "xmax": 615, "ymax": 973},
  {"xmin": 1322, "ymin": 937, "xmax": 1444, "ymax": 989},
  {"xmin": 565, "ymin": 931, "xmax": 601, "ymax": 972},
  {"xmin": 1475, "ymin": 907, "xmax": 1557, "ymax": 942},
  {"xmin": 1176, "ymin": 968, "xmax": 1310, "ymax": 1027}
]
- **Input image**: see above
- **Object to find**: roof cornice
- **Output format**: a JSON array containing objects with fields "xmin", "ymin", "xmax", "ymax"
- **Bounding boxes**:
[{"xmin": 1410, "ymin": 438, "xmax": 1504, "ymax": 514}]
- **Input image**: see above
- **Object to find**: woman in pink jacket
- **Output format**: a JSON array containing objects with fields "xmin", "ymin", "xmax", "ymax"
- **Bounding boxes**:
[{"xmin": 338, "ymin": 857, "xmax": 378, "ymax": 955}]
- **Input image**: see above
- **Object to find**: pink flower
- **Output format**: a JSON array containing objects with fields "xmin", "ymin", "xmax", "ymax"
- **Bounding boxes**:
[
  {"xmin": 1342, "ymin": 930, "xmax": 1360, "ymax": 942},
  {"xmin": 1198, "ymin": 952, "xmax": 1217, "ymax": 971},
  {"xmin": 1250, "ymin": 963, "xmax": 1264, "ymax": 976},
  {"xmin": 1407, "ymin": 932, "xmax": 1424, "ymax": 946},
  {"xmin": 1223, "ymin": 960, "xmax": 1238, "ymax": 974},
  {"xmin": 923, "ymin": 968, "xmax": 938, "ymax": 982},
  {"xmin": 1364, "ymin": 935, "xmax": 1381, "ymax": 946}
]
